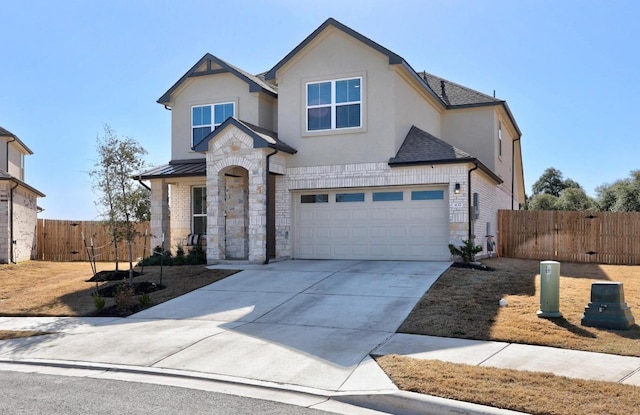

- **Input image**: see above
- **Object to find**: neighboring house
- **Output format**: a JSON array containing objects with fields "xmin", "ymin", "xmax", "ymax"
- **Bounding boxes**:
[
  {"xmin": 139, "ymin": 18, "xmax": 525, "ymax": 263},
  {"xmin": 0, "ymin": 126, "xmax": 45, "ymax": 263}
]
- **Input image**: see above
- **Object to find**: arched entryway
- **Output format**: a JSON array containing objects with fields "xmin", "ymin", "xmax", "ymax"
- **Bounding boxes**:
[{"xmin": 222, "ymin": 166, "xmax": 249, "ymax": 260}]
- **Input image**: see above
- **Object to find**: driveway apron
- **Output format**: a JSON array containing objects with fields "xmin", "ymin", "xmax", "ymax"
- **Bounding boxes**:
[{"xmin": 0, "ymin": 260, "xmax": 450, "ymax": 392}]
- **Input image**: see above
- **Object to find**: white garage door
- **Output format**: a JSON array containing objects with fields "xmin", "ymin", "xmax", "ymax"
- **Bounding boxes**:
[{"xmin": 294, "ymin": 187, "xmax": 450, "ymax": 261}]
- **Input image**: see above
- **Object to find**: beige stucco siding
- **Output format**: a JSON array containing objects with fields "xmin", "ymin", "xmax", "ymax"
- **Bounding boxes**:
[
  {"xmin": 1, "ymin": 140, "xmax": 26, "ymax": 180},
  {"xmin": 170, "ymin": 73, "xmax": 265, "ymax": 161},
  {"xmin": 393, "ymin": 70, "xmax": 442, "ymax": 152},
  {"xmin": 274, "ymin": 28, "xmax": 398, "ymax": 166},
  {"xmin": 442, "ymin": 107, "xmax": 495, "ymax": 170}
]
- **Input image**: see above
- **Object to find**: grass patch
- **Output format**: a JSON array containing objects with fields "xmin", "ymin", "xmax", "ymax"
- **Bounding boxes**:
[
  {"xmin": 376, "ymin": 355, "xmax": 640, "ymax": 415},
  {"xmin": 0, "ymin": 261, "xmax": 238, "ymax": 317},
  {"xmin": 399, "ymin": 257, "xmax": 640, "ymax": 356}
]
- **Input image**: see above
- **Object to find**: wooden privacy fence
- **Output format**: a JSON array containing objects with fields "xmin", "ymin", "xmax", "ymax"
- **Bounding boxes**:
[
  {"xmin": 37, "ymin": 219, "xmax": 151, "ymax": 262},
  {"xmin": 498, "ymin": 210, "xmax": 640, "ymax": 265}
]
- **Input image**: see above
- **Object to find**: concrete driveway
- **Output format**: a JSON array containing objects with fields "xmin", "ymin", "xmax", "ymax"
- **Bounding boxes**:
[{"xmin": 0, "ymin": 260, "xmax": 450, "ymax": 393}]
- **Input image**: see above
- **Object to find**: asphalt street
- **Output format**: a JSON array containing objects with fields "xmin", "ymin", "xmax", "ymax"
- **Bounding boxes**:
[{"xmin": 0, "ymin": 371, "xmax": 336, "ymax": 415}]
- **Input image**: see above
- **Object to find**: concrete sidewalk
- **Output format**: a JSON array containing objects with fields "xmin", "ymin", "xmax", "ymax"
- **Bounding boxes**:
[{"xmin": 1, "ymin": 259, "xmax": 639, "ymax": 414}]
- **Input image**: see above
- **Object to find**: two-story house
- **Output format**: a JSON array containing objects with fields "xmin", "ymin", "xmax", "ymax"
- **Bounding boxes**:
[
  {"xmin": 0, "ymin": 126, "xmax": 45, "ymax": 263},
  {"xmin": 140, "ymin": 18, "xmax": 525, "ymax": 264}
]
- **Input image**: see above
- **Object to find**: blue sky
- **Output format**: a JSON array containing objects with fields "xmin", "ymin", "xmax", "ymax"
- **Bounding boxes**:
[{"xmin": 2, "ymin": 0, "xmax": 638, "ymax": 220}]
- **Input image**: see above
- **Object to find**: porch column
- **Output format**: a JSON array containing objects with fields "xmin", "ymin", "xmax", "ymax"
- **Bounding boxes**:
[
  {"xmin": 248, "ymin": 157, "xmax": 267, "ymax": 263},
  {"xmin": 150, "ymin": 179, "xmax": 170, "ymax": 250}
]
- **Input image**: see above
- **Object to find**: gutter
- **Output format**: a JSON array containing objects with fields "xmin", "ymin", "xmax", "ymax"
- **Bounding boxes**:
[
  {"xmin": 468, "ymin": 163, "xmax": 479, "ymax": 241},
  {"xmin": 511, "ymin": 136, "xmax": 522, "ymax": 210},
  {"xmin": 264, "ymin": 148, "xmax": 278, "ymax": 264},
  {"xmin": 9, "ymin": 180, "xmax": 18, "ymax": 263}
]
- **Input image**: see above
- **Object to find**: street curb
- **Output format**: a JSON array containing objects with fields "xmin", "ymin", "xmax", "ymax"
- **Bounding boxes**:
[
  {"xmin": 336, "ymin": 391, "xmax": 529, "ymax": 415},
  {"xmin": 0, "ymin": 358, "xmax": 526, "ymax": 415}
]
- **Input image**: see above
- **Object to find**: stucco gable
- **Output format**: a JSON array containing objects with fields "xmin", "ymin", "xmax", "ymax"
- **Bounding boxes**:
[{"xmin": 158, "ymin": 53, "xmax": 277, "ymax": 105}]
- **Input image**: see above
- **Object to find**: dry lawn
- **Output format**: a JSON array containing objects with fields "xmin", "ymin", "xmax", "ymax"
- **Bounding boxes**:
[
  {"xmin": 0, "ymin": 261, "xmax": 237, "ymax": 317},
  {"xmin": 399, "ymin": 257, "xmax": 640, "ymax": 356},
  {"xmin": 376, "ymin": 355, "xmax": 640, "ymax": 415}
]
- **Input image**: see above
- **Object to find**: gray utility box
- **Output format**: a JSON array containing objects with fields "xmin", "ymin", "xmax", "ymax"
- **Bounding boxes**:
[{"xmin": 581, "ymin": 282, "xmax": 635, "ymax": 330}]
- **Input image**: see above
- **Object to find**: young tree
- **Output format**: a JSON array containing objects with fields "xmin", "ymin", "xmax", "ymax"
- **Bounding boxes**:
[{"xmin": 90, "ymin": 125, "xmax": 149, "ymax": 283}]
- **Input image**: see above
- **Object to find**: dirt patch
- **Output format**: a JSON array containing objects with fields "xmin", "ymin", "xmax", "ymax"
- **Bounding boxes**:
[
  {"xmin": 0, "ymin": 261, "xmax": 238, "ymax": 318},
  {"xmin": 399, "ymin": 257, "xmax": 640, "ymax": 356},
  {"xmin": 86, "ymin": 270, "xmax": 142, "ymax": 282}
]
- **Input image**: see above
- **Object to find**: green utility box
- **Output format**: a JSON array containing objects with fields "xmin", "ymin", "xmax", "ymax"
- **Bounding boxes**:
[
  {"xmin": 581, "ymin": 282, "xmax": 635, "ymax": 330},
  {"xmin": 537, "ymin": 261, "xmax": 562, "ymax": 318}
]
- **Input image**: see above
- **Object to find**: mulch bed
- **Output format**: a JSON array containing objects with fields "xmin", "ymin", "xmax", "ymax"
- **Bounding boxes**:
[
  {"xmin": 86, "ymin": 270, "xmax": 142, "ymax": 282},
  {"xmin": 450, "ymin": 261, "xmax": 494, "ymax": 271}
]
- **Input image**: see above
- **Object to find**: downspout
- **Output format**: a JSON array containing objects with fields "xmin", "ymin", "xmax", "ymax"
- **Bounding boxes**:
[
  {"xmin": 264, "ymin": 148, "xmax": 278, "ymax": 264},
  {"xmin": 9, "ymin": 180, "xmax": 18, "ymax": 263},
  {"xmin": 511, "ymin": 136, "xmax": 522, "ymax": 210},
  {"xmin": 136, "ymin": 176, "xmax": 151, "ymax": 191},
  {"xmin": 468, "ymin": 162, "xmax": 478, "ymax": 241}
]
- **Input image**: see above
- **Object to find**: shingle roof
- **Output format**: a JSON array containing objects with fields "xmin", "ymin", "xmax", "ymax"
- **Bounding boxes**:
[
  {"xmin": 389, "ymin": 126, "xmax": 474, "ymax": 165},
  {"xmin": 192, "ymin": 118, "xmax": 296, "ymax": 154},
  {"xmin": 137, "ymin": 160, "xmax": 206, "ymax": 180},
  {"xmin": 389, "ymin": 126, "xmax": 502, "ymax": 184},
  {"xmin": 420, "ymin": 72, "xmax": 503, "ymax": 107}
]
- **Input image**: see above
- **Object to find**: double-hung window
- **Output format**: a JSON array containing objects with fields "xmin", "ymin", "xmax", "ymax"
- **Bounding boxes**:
[
  {"xmin": 191, "ymin": 102, "xmax": 235, "ymax": 146},
  {"xmin": 192, "ymin": 186, "xmax": 207, "ymax": 234},
  {"xmin": 307, "ymin": 77, "xmax": 361, "ymax": 131}
]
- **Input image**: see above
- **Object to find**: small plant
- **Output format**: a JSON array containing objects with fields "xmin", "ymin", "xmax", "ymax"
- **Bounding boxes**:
[
  {"xmin": 186, "ymin": 243, "xmax": 206, "ymax": 265},
  {"xmin": 92, "ymin": 292, "xmax": 106, "ymax": 312},
  {"xmin": 113, "ymin": 283, "xmax": 136, "ymax": 313},
  {"xmin": 138, "ymin": 292, "xmax": 152, "ymax": 309},
  {"xmin": 174, "ymin": 243, "xmax": 186, "ymax": 265},
  {"xmin": 448, "ymin": 239, "xmax": 483, "ymax": 263}
]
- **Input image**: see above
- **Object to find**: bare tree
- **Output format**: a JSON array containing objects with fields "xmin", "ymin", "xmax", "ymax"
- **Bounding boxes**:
[{"xmin": 90, "ymin": 125, "xmax": 149, "ymax": 283}]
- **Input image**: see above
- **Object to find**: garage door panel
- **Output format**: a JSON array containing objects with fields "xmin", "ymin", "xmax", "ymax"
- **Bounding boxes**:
[{"xmin": 295, "ymin": 187, "xmax": 449, "ymax": 261}]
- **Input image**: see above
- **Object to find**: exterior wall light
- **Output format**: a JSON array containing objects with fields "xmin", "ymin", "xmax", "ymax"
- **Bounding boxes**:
[{"xmin": 454, "ymin": 183, "xmax": 461, "ymax": 194}]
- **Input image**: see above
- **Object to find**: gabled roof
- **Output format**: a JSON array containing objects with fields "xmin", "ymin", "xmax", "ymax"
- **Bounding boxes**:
[
  {"xmin": 158, "ymin": 53, "xmax": 277, "ymax": 105},
  {"xmin": 389, "ymin": 126, "xmax": 502, "ymax": 184},
  {"xmin": 263, "ymin": 17, "xmax": 521, "ymax": 136},
  {"xmin": 137, "ymin": 159, "xmax": 206, "ymax": 180},
  {"xmin": 0, "ymin": 126, "xmax": 34, "ymax": 154},
  {"xmin": 265, "ymin": 17, "xmax": 404, "ymax": 80},
  {"xmin": 192, "ymin": 117, "xmax": 296, "ymax": 154}
]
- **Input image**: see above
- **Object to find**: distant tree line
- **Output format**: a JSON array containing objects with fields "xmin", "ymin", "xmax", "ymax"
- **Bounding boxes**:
[{"xmin": 525, "ymin": 167, "xmax": 640, "ymax": 211}]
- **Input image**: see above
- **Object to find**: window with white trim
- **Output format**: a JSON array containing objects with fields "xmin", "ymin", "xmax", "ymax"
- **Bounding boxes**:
[
  {"xmin": 192, "ymin": 186, "xmax": 207, "ymax": 234},
  {"xmin": 191, "ymin": 102, "xmax": 235, "ymax": 146},
  {"xmin": 306, "ymin": 77, "xmax": 361, "ymax": 131}
]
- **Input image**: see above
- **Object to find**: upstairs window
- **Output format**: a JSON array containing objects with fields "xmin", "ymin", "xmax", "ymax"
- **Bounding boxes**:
[
  {"xmin": 192, "ymin": 102, "xmax": 235, "ymax": 146},
  {"xmin": 307, "ymin": 77, "xmax": 361, "ymax": 131}
]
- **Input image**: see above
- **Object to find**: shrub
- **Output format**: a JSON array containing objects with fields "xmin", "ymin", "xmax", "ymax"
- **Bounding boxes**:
[
  {"xmin": 186, "ymin": 243, "xmax": 206, "ymax": 265},
  {"xmin": 113, "ymin": 283, "xmax": 136, "ymax": 313},
  {"xmin": 448, "ymin": 239, "xmax": 483, "ymax": 263},
  {"xmin": 138, "ymin": 292, "xmax": 152, "ymax": 309},
  {"xmin": 92, "ymin": 292, "xmax": 106, "ymax": 311}
]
